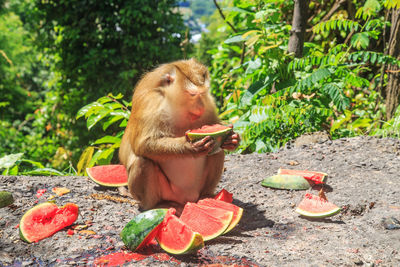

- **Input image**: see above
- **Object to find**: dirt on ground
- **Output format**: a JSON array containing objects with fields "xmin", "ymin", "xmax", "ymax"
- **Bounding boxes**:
[{"xmin": 1, "ymin": 136, "xmax": 400, "ymax": 266}]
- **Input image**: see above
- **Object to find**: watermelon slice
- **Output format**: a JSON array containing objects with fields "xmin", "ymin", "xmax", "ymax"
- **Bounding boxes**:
[
  {"xmin": 179, "ymin": 202, "xmax": 233, "ymax": 241},
  {"xmin": 19, "ymin": 202, "xmax": 79, "ymax": 243},
  {"xmin": 278, "ymin": 168, "xmax": 327, "ymax": 184},
  {"xmin": 120, "ymin": 209, "xmax": 168, "ymax": 251},
  {"xmin": 156, "ymin": 209, "xmax": 204, "ymax": 254},
  {"xmin": 186, "ymin": 124, "xmax": 232, "ymax": 154},
  {"xmin": 198, "ymin": 198, "xmax": 243, "ymax": 233},
  {"xmin": 86, "ymin": 164, "xmax": 128, "ymax": 187},
  {"xmin": 214, "ymin": 189, "xmax": 233, "ymax": 203},
  {"xmin": 295, "ymin": 193, "xmax": 341, "ymax": 218},
  {"xmin": 261, "ymin": 174, "xmax": 311, "ymax": 190}
]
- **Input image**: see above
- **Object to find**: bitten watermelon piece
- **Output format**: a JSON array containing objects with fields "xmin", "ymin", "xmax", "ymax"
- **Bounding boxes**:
[
  {"xmin": 278, "ymin": 168, "xmax": 327, "ymax": 184},
  {"xmin": 179, "ymin": 202, "xmax": 233, "ymax": 241},
  {"xmin": 214, "ymin": 189, "xmax": 233, "ymax": 203},
  {"xmin": 295, "ymin": 193, "xmax": 341, "ymax": 218},
  {"xmin": 86, "ymin": 164, "xmax": 128, "ymax": 187},
  {"xmin": 261, "ymin": 174, "xmax": 311, "ymax": 190},
  {"xmin": 186, "ymin": 124, "xmax": 232, "ymax": 154},
  {"xmin": 120, "ymin": 209, "xmax": 168, "ymax": 251},
  {"xmin": 198, "ymin": 198, "xmax": 243, "ymax": 233},
  {"xmin": 156, "ymin": 209, "xmax": 204, "ymax": 254},
  {"xmin": 19, "ymin": 202, "xmax": 79, "ymax": 243}
]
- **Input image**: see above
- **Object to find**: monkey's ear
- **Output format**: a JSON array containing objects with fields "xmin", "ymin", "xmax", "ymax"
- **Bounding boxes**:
[{"xmin": 161, "ymin": 70, "xmax": 176, "ymax": 87}]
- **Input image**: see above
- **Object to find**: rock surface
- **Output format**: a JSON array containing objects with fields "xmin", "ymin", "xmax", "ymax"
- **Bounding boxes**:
[{"xmin": 1, "ymin": 136, "xmax": 400, "ymax": 266}]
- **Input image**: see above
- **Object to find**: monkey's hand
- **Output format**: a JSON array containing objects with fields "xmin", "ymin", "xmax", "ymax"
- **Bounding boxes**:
[
  {"xmin": 188, "ymin": 135, "xmax": 216, "ymax": 155},
  {"xmin": 221, "ymin": 131, "xmax": 240, "ymax": 151}
]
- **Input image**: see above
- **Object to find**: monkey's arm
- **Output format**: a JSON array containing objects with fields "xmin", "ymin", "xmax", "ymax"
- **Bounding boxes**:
[{"xmin": 135, "ymin": 135, "xmax": 216, "ymax": 162}]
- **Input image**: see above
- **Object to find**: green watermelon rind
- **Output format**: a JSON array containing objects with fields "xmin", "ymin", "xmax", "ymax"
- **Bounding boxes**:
[
  {"xmin": 19, "ymin": 202, "xmax": 79, "ymax": 243},
  {"xmin": 0, "ymin": 191, "xmax": 14, "ymax": 208},
  {"xmin": 295, "ymin": 194, "xmax": 341, "ymax": 218},
  {"xmin": 261, "ymin": 174, "xmax": 311, "ymax": 190},
  {"xmin": 186, "ymin": 126, "xmax": 232, "ymax": 140},
  {"xmin": 186, "ymin": 125, "xmax": 232, "ymax": 155},
  {"xmin": 86, "ymin": 165, "xmax": 128, "ymax": 187},
  {"xmin": 120, "ymin": 209, "xmax": 168, "ymax": 251},
  {"xmin": 295, "ymin": 206, "xmax": 341, "ymax": 218}
]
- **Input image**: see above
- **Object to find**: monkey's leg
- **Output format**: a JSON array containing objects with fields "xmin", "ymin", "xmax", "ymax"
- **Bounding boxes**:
[
  {"xmin": 128, "ymin": 155, "xmax": 184, "ymax": 211},
  {"xmin": 127, "ymin": 156, "xmax": 163, "ymax": 210},
  {"xmin": 200, "ymin": 150, "xmax": 225, "ymax": 198}
]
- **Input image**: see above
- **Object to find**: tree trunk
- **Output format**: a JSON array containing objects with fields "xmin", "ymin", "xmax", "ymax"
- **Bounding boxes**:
[
  {"xmin": 288, "ymin": 0, "xmax": 309, "ymax": 58},
  {"xmin": 386, "ymin": 8, "xmax": 400, "ymax": 120}
]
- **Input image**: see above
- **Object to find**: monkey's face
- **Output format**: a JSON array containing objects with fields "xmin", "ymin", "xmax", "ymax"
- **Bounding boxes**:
[{"xmin": 164, "ymin": 59, "xmax": 212, "ymax": 124}]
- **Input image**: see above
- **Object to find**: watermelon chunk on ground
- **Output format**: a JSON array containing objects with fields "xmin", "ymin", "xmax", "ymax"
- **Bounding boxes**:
[
  {"xmin": 19, "ymin": 202, "xmax": 79, "ymax": 243},
  {"xmin": 86, "ymin": 164, "xmax": 128, "ymax": 187},
  {"xmin": 179, "ymin": 202, "xmax": 233, "ymax": 241},
  {"xmin": 156, "ymin": 208, "xmax": 204, "ymax": 254},
  {"xmin": 278, "ymin": 168, "xmax": 327, "ymax": 184},
  {"xmin": 261, "ymin": 174, "xmax": 311, "ymax": 190},
  {"xmin": 214, "ymin": 189, "xmax": 233, "ymax": 203},
  {"xmin": 295, "ymin": 193, "xmax": 341, "ymax": 218},
  {"xmin": 197, "ymin": 198, "xmax": 243, "ymax": 233},
  {"xmin": 120, "ymin": 209, "xmax": 168, "ymax": 251}
]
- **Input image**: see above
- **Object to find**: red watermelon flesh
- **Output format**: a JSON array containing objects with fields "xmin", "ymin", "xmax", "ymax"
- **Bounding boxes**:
[
  {"xmin": 19, "ymin": 202, "xmax": 79, "ymax": 243},
  {"xmin": 86, "ymin": 164, "xmax": 128, "ymax": 187},
  {"xmin": 295, "ymin": 193, "xmax": 341, "ymax": 218},
  {"xmin": 197, "ymin": 198, "xmax": 243, "ymax": 233},
  {"xmin": 214, "ymin": 189, "xmax": 233, "ymax": 203},
  {"xmin": 278, "ymin": 168, "xmax": 327, "ymax": 184},
  {"xmin": 187, "ymin": 124, "xmax": 232, "ymax": 134},
  {"xmin": 156, "ymin": 208, "xmax": 204, "ymax": 254},
  {"xmin": 179, "ymin": 202, "xmax": 233, "ymax": 241}
]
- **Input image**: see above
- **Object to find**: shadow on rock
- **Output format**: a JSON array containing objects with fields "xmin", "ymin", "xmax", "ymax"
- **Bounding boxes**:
[
  {"xmin": 233, "ymin": 200, "xmax": 275, "ymax": 232},
  {"xmin": 298, "ymin": 215, "xmax": 345, "ymax": 224}
]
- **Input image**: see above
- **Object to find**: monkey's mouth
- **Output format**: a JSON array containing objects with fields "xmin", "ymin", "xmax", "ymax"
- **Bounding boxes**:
[{"xmin": 188, "ymin": 112, "xmax": 201, "ymax": 121}]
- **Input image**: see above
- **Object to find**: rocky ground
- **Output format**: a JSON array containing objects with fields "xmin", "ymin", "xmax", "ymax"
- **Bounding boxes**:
[{"xmin": 1, "ymin": 136, "xmax": 400, "ymax": 266}]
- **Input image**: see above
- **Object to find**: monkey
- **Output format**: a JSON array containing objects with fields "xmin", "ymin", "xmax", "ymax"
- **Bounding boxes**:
[{"xmin": 119, "ymin": 58, "xmax": 240, "ymax": 214}]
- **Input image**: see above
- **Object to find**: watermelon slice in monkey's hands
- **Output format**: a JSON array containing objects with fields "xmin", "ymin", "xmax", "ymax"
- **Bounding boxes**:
[
  {"xmin": 186, "ymin": 124, "xmax": 233, "ymax": 155},
  {"xmin": 86, "ymin": 164, "xmax": 128, "ymax": 187},
  {"xmin": 19, "ymin": 202, "xmax": 79, "ymax": 243}
]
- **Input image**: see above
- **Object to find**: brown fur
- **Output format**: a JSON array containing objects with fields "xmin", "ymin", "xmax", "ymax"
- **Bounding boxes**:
[{"xmin": 119, "ymin": 59, "xmax": 236, "ymax": 212}]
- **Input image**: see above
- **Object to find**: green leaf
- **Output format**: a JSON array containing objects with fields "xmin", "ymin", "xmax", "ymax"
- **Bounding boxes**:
[
  {"xmin": 8, "ymin": 165, "xmax": 19, "ymax": 175},
  {"xmin": 77, "ymin": 146, "xmax": 94, "ymax": 175},
  {"xmin": 87, "ymin": 108, "xmax": 112, "ymax": 130},
  {"xmin": 102, "ymin": 115, "xmax": 125, "ymax": 131},
  {"xmin": 92, "ymin": 135, "xmax": 121, "ymax": 145},
  {"xmin": 351, "ymin": 33, "xmax": 370, "ymax": 50},
  {"xmin": 245, "ymin": 58, "xmax": 262, "ymax": 75},
  {"xmin": 21, "ymin": 159, "xmax": 45, "ymax": 168},
  {"xmin": 240, "ymin": 80, "xmax": 266, "ymax": 107},
  {"xmin": 23, "ymin": 168, "xmax": 64, "ymax": 176},
  {"xmin": 76, "ymin": 102, "xmax": 103, "ymax": 119},
  {"xmin": 0, "ymin": 153, "xmax": 23, "ymax": 169},
  {"xmin": 224, "ymin": 35, "xmax": 246, "ymax": 44}
]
